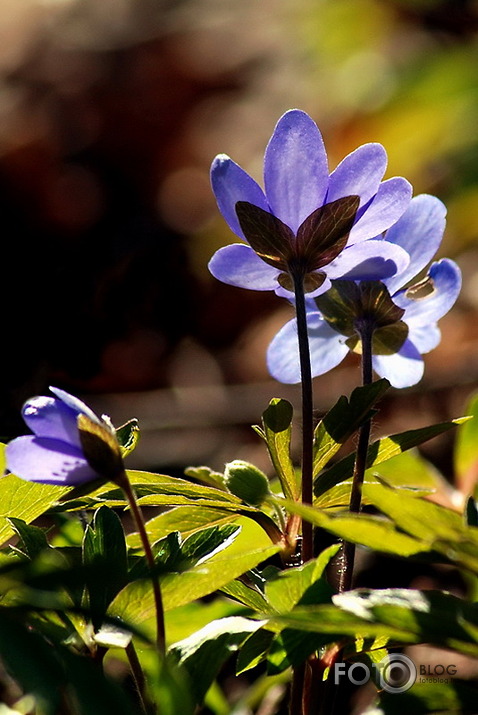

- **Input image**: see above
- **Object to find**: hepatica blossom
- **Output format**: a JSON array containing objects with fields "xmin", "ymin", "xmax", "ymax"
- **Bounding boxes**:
[
  {"xmin": 6, "ymin": 387, "xmax": 122, "ymax": 485},
  {"xmin": 209, "ymin": 109, "xmax": 412, "ymax": 297},
  {"xmin": 267, "ymin": 195, "xmax": 461, "ymax": 388}
]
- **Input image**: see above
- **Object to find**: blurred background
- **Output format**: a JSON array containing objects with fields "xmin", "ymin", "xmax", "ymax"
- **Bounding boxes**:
[{"xmin": 1, "ymin": 0, "xmax": 477, "ymax": 484}]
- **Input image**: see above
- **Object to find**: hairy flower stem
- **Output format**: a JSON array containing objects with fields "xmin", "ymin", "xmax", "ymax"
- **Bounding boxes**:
[
  {"xmin": 289, "ymin": 661, "xmax": 307, "ymax": 715},
  {"xmin": 339, "ymin": 319, "xmax": 374, "ymax": 593},
  {"xmin": 126, "ymin": 641, "xmax": 155, "ymax": 715},
  {"xmin": 292, "ymin": 271, "xmax": 314, "ymax": 564},
  {"xmin": 116, "ymin": 470, "xmax": 166, "ymax": 655},
  {"xmin": 288, "ymin": 271, "xmax": 315, "ymax": 715}
]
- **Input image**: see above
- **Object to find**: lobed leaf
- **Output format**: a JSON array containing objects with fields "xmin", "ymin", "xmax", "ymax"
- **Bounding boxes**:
[
  {"xmin": 313, "ymin": 379, "xmax": 390, "ymax": 477},
  {"xmin": 315, "ymin": 417, "xmax": 468, "ymax": 500},
  {"xmin": 82, "ymin": 506, "xmax": 129, "ymax": 628},
  {"xmin": 258, "ymin": 399, "xmax": 298, "ymax": 501},
  {"xmin": 111, "ymin": 518, "xmax": 280, "ymax": 620},
  {"xmin": 454, "ymin": 390, "xmax": 478, "ymax": 482},
  {"xmin": 280, "ymin": 499, "xmax": 425, "ymax": 557},
  {"xmin": 170, "ymin": 616, "xmax": 264, "ymax": 703},
  {"xmin": 0, "ymin": 471, "xmax": 70, "ymax": 547},
  {"xmin": 115, "ymin": 418, "xmax": 140, "ymax": 458}
]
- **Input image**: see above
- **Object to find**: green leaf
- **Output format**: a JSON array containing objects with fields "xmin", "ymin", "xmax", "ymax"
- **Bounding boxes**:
[
  {"xmin": 184, "ymin": 466, "xmax": 226, "ymax": 490},
  {"xmin": 316, "ymin": 450, "xmax": 444, "ymax": 510},
  {"xmin": 219, "ymin": 578, "xmax": 271, "ymax": 613},
  {"xmin": 111, "ymin": 522, "xmax": 280, "ymax": 622},
  {"xmin": 366, "ymin": 448, "xmax": 444, "ymax": 491},
  {"xmin": 236, "ymin": 628, "xmax": 276, "ymax": 674},
  {"xmin": 258, "ymin": 399, "xmax": 298, "ymax": 501},
  {"xmin": 315, "ymin": 418, "xmax": 468, "ymax": 500},
  {"xmin": 0, "ymin": 471, "xmax": 70, "ymax": 547},
  {"xmin": 125, "ymin": 470, "xmax": 241, "ymax": 504},
  {"xmin": 454, "ymin": 390, "xmax": 478, "ymax": 482},
  {"xmin": 362, "ymin": 482, "xmax": 478, "ymax": 573},
  {"xmin": 181, "ymin": 525, "xmax": 239, "ymax": 564},
  {"xmin": 263, "ymin": 545, "xmax": 341, "ymax": 674},
  {"xmin": 170, "ymin": 616, "xmax": 264, "ymax": 703},
  {"xmin": 115, "ymin": 418, "xmax": 140, "ymax": 458},
  {"xmin": 335, "ymin": 588, "xmax": 478, "ymax": 658},
  {"xmin": 8, "ymin": 518, "xmax": 50, "ymax": 559},
  {"xmin": 127, "ymin": 506, "xmax": 237, "ymax": 549},
  {"xmin": 267, "ymin": 628, "xmax": 332, "ymax": 674},
  {"xmin": 267, "ymin": 603, "xmax": 415, "ymax": 642},
  {"xmin": 137, "ymin": 494, "xmax": 249, "ymax": 510},
  {"xmin": 362, "ymin": 483, "xmax": 463, "ymax": 542},
  {"xmin": 0, "ymin": 610, "xmax": 65, "ymax": 715},
  {"xmin": 313, "ymin": 379, "xmax": 390, "ymax": 476},
  {"xmin": 82, "ymin": 506, "xmax": 128, "ymax": 627},
  {"xmin": 268, "ymin": 587, "xmax": 478, "ymax": 662},
  {"xmin": 58, "ymin": 470, "xmax": 240, "ymax": 511},
  {"xmin": 149, "ymin": 659, "xmax": 195, "ymax": 715},
  {"xmin": 280, "ymin": 499, "xmax": 425, "ymax": 557},
  {"xmin": 265, "ymin": 544, "xmax": 339, "ymax": 612},
  {"xmin": 61, "ymin": 646, "xmax": 137, "ymax": 714}
]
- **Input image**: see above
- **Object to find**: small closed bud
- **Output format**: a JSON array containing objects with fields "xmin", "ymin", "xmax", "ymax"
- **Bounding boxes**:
[{"xmin": 224, "ymin": 460, "xmax": 270, "ymax": 506}]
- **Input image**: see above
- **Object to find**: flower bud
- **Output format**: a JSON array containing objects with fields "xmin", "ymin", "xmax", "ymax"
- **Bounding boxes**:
[
  {"xmin": 77, "ymin": 414, "xmax": 124, "ymax": 482},
  {"xmin": 224, "ymin": 460, "xmax": 270, "ymax": 506}
]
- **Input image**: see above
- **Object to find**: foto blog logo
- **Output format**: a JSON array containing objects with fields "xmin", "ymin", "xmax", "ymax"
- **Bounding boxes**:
[{"xmin": 334, "ymin": 653, "xmax": 417, "ymax": 694}]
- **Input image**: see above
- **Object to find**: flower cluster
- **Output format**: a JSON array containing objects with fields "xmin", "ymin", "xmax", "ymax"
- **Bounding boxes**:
[
  {"xmin": 209, "ymin": 109, "xmax": 412, "ymax": 298},
  {"xmin": 209, "ymin": 110, "xmax": 461, "ymax": 388}
]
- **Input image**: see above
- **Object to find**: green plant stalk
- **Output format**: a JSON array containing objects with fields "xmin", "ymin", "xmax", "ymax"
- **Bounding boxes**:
[
  {"xmin": 292, "ymin": 271, "xmax": 314, "ymax": 564},
  {"xmin": 116, "ymin": 470, "xmax": 166, "ymax": 655},
  {"xmin": 289, "ymin": 660, "xmax": 307, "ymax": 715},
  {"xmin": 339, "ymin": 319, "xmax": 373, "ymax": 592},
  {"xmin": 126, "ymin": 641, "xmax": 155, "ymax": 715}
]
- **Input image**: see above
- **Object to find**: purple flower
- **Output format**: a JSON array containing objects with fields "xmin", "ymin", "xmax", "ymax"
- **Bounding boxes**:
[
  {"xmin": 267, "ymin": 195, "xmax": 462, "ymax": 388},
  {"xmin": 6, "ymin": 387, "xmax": 122, "ymax": 485},
  {"xmin": 208, "ymin": 109, "xmax": 412, "ymax": 298}
]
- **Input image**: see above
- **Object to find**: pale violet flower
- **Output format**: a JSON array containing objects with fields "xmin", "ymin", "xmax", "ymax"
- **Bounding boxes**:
[
  {"xmin": 209, "ymin": 109, "xmax": 412, "ymax": 298},
  {"xmin": 267, "ymin": 195, "xmax": 461, "ymax": 388},
  {"xmin": 6, "ymin": 387, "xmax": 121, "ymax": 485}
]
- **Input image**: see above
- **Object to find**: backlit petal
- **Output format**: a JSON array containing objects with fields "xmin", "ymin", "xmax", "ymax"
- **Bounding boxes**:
[
  {"xmin": 372, "ymin": 339, "xmax": 424, "ymax": 388},
  {"xmin": 208, "ymin": 243, "xmax": 281, "ymax": 290},
  {"xmin": 6, "ymin": 436, "xmax": 96, "ymax": 485},
  {"xmin": 211, "ymin": 155, "xmax": 269, "ymax": 239},
  {"xmin": 22, "ymin": 395, "xmax": 82, "ymax": 448},
  {"xmin": 327, "ymin": 143, "xmax": 387, "ymax": 207},
  {"xmin": 384, "ymin": 195, "xmax": 446, "ymax": 295},
  {"xmin": 325, "ymin": 240, "xmax": 409, "ymax": 280},
  {"xmin": 407, "ymin": 323, "xmax": 441, "ymax": 353},
  {"xmin": 394, "ymin": 259, "xmax": 461, "ymax": 324},
  {"xmin": 264, "ymin": 110, "xmax": 329, "ymax": 233},
  {"xmin": 347, "ymin": 177, "xmax": 412, "ymax": 245},
  {"xmin": 267, "ymin": 313, "xmax": 347, "ymax": 384},
  {"xmin": 50, "ymin": 387, "xmax": 100, "ymax": 425}
]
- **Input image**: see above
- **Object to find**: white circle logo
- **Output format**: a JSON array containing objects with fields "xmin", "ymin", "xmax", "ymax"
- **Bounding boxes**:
[{"xmin": 376, "ymin": 653, "xmax": 416, "ymax": 694}]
